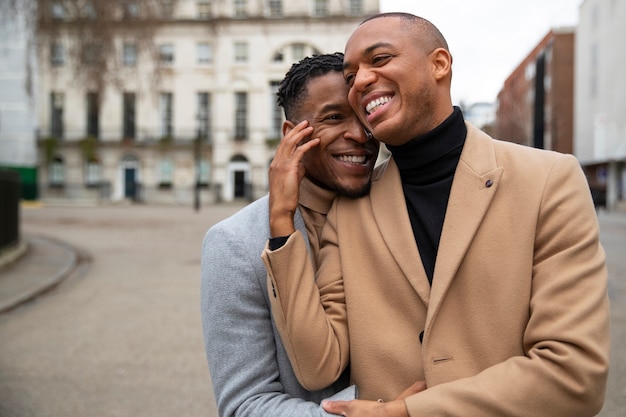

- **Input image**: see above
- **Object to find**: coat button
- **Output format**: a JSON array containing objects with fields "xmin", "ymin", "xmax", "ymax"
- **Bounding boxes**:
[{"xmin": 485, "ymin": 179, "xmax": 493, "ymax": 187}]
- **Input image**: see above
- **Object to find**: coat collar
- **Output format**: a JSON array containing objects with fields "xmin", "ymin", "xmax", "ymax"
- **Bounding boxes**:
[{"xmin": 371, "ymin": 123, "xmax": 504, "ymax": 311}]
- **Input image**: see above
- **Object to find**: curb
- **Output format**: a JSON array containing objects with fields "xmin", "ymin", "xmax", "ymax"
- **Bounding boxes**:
[{"xmin": 0, "ymin": 235, "xmax": 84, "ymax": 314}]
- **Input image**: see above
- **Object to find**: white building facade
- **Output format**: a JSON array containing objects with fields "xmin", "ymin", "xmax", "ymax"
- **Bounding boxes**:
[
  {"xmin": 575, "ymin": 0, "xmax": 626, "ymax": 209},
  {"xmin": 36, "ymin": 0, "xmax": 379, "ymax": 204}
]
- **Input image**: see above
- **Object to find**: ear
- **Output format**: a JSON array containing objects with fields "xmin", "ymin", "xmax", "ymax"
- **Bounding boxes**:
[
  {"xmin": 282, "ymin": 120, "xmax": 295, "ymax": 136},
  {"xmin": 431, "ymin": 48, "xmax": 452, "ymax": 81}
]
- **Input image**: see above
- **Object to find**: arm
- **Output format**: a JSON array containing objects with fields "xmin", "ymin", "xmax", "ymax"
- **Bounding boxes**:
[
  {"xmin": 262, "ymin": 121, "xmax": 349, "ymax": 391},
  {"xmin": 201, "ymin": 223, "xmax": 346, "ymax": 417},
  {"xmin": 326, "ymin": 154, "xmax": 610, "ymax": 417},
  {"xmin": 263, "ymin": 202, "xmax": 350, "ymax": 391}
]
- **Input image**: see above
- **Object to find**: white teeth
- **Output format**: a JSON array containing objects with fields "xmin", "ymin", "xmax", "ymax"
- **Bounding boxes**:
[
  {"xmin": 337, "ymin": 155, "xmax": 367, "ymax": 164},
  {"xmin": 365, "ymin": 96, "xmax": 391, "ymax": 114}
]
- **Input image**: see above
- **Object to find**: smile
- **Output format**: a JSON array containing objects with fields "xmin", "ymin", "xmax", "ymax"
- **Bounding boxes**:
[
  {"xmin": 335, "ymin": 155, "xmax": 369, "ymax": 164},
  {"xmin": 365, "ymin": 96, "xmax": 391, "ymax": 115}
]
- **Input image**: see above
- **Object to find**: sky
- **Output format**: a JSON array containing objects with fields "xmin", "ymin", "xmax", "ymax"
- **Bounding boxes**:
[{"xmin": 378, "ymin": 0, "xmax": 583, "ymax": 105}]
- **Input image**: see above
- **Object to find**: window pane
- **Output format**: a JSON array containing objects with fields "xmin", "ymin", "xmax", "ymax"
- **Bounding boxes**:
[
  {"xmin": 123, "ymin": 93, "xmax": 136, "ymax": 139},
  {"xmin": 235, "ymin": 92, "xmax": 247, "ymax": 139},
  {"xmin": 50, "ymin": 92, "xmax": 64, "ymax": 139},
  {"xmin": 197, "ymin": 1, "xmax": 212, "ymax": 19},
  {"xmin": 269, "ymin": 0, "xmax": 282, "ymax": 17},
  {"xmin": 123, "ymin": 43, "xmax": 137, "ymax": 66},
  {"xmin": 197, "ymin": 43, "xmax": 212, "ymax": 64},
  {"xmin": 269, "ymin": 81, "xmax": 282, "ymax": 138},
  {"xmin": 160, "ymin": 93, "xmax": 173, "ymax": 138},
  {"xmin": 314, "ymin": 0, "xmax": 328, "ymax": 16},
  {"xmin": 197, "ymin": 92, "xmax": 211, "ymax": 140},
  {"xmin": 234, "ymin": 42, "xmax": 248, "ymax": 62},
  {"xmin": 86, "ymin": 92, "xmax": 99, "ymax": 138},
  {"xmin": 234, "ymin": 0, "xmax": 247, "ymax": 17},
  {"xmin": 159, "ymin": 44, "xmax": 174, "ymax": 64},
  {"xmin": 51, "ymin": 43, "xmax": 64, "ymax": 66}
]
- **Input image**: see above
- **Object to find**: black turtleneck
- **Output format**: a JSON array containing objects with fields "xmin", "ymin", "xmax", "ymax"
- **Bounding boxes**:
[{"xmin": 385, "ymin": 107, "xmax": 467, "ymax": 284}]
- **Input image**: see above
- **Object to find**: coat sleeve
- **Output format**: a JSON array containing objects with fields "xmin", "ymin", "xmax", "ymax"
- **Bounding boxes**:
[
  {"xmin": 201, "ymin": 222, "xmax": 343, "ymax": 417},
  {"xmin": 262, "ymin": 214, "xmax": 350, "ymax": 391},
  {"xmin": 405, "ymin": 154, "xmax": 610, "ymax": 416}
]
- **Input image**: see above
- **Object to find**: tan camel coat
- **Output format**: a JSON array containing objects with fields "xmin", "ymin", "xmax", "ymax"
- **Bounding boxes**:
[{"xmin": 262, "ymin": 123, "xmax": 610, "ymax": 416}]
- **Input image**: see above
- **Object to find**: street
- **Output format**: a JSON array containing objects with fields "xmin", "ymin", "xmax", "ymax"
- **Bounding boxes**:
[{"xmin": 0, "ymin": 204, "xmax": 624, "ymax": 416}]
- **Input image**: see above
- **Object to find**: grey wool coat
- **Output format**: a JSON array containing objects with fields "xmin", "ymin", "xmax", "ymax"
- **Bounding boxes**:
[{"xmin": 201, "ymin": 195, "xmax": 354, "ymax": 417}]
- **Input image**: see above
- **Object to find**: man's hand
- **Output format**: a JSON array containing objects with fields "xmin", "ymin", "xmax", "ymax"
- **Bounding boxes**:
[
  {"xmin": 268, "ymin": 120, "xmax": 320, "ymax": 237},
  {"xmin": 322, "ymin": 399, "xmax": 409, "ymax": 417},
  {"xmin": 321, "ymin": 380, "xmax": 425, "ymax": 417}
]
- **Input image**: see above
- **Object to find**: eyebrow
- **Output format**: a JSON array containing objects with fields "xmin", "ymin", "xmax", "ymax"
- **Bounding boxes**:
[{"xmin": 343, "ymin": 42, "xmax": 394, "ymax": 70}]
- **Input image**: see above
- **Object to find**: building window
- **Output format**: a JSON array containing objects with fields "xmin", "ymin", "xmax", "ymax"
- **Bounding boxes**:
[
  {"xmin": 122, "ymin": 1, "xmax": 139, "ymax": 18},
  {"xmin": 123, "ymin": 43, "xmax": 137, "ymax": 66},
  {"xmin": 313, "ymin": 0, "xmax": 328, "ymax": 16},
  {"xmin": 160, "ymin": 93, "xmax": 174, "ymax": 138},
  {"xmin": 159, "ymin": 0, "xmax": 174, "ymax": 18},
  {"xmin": 83, "ymin": 43, "xmax": 101, "ymax": 65},
  {"xmin": 348, "ymin": 0, "xmax": 362, "ymax": 15},
  {"xmin": 268, "ymin": 0, "xmax": 282, "ymax": 17},
  {"xmin": 234, "ymin": 42, "xmax": 248, "ymax": 63},
  {"xmin": 291, "ymin": 43, "xmax": 305, "ymax": 62},
  {"xmin": 197, "ymin": 43, "xmax": 213, "ymax": 64},
  {"xmin": 123, "ymin": 92, "xmax": 136, "ymax": 139},
  {"xmin": 272, "ymin": 48, "xmax": 284, "ymax": 62},
  {"xmin": 84, "ymin": 2, "xmax": 97, "ymax": 18},
  {"xmin": 50, "ymin": 42, "xmax": 65, "ymax": 67},
  {"xmin": 50, "ymin": 92, "xmax": 64, "ymax": 139},
  {"xmin": 158, "ymin": 158, "xmax": 174, "ymax": 188},
  {"xmin": 269, "ymin": 81, "xmax": 282, "ymax": 139},
  {"xmin": 86, "ymin": 92, "xmax": 99, "ymax": 138},
  {"xmin": 49, "ymin": 156, "xmax": 65, "ymax": 187},
  {"xmin": 197, "ymin": 92, "xmax": 211, "ymax": 140},
  {"xmin": 234, "ymin": 92, "xmax": 248, "ymax": 140},
  {"xmin": 159, "ymin": 44, "xmax": 174, "ymax": 65},
  {"xmin": 197, "ymin": 1, "xmax": 212, "ymax": 19},
  {"xmin": 51, "ymin": 2, "xmax": 65, "ymax": 19},
  {"xmin": 199, "ymin": 159, "xmax": 210, "ymax": 186},
  {"xmin": 85, "ymin": 159, "xmax": 101, "ymax": 186},
  {"xmin": 234, "ymin": 0, "xmax": 247, "ymax": 17}
]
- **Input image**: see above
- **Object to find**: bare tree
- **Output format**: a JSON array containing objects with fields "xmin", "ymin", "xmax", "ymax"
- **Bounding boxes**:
[{"xmin": 0, "ymin": 0, "xmax": 179, "ymax": 96}]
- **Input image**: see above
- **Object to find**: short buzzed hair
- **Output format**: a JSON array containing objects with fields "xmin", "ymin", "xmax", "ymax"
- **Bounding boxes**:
[
  {"xmin": 277, "ymin": 52, "xmax": 344, "ymax": 121},
  {"xmin": 361, "ymin": 12, "xmax": 449, "ymax": 52}
]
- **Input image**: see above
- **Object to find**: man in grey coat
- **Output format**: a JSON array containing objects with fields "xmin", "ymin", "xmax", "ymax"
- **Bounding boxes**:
[{"xmin": 201, "ymin": 53, "xmax": 379, "ymax": 417}]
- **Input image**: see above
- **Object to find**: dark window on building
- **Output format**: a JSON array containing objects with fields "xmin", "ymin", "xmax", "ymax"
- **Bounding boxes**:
[
  {"xmin": 50, "ymin": 92, "xmax": 64, "ymax": 139},
  {"xmin": 268, "ymin": 0, "xmax": 282, "ymax": 17},
  {"xmin": 160, "ymin": 93, "xmax": 173, "ymax": 138},
  {"xmin": 235, "ymin": 92, "xmax": 248, "ymax": 140},
  {"xmin": 123, "ymin": 43, "xmax": 137, "ymax": 66},
  {"xmin": 123, "ymin": 92, "xmax": 136, "ymax": 139},
  {"xmin": 86, "ymin": 92, "xmax": 99, "ymax": 138},
  {"xmin": 197, "ymin": 92, "xmax": 211, "ymax": 140},
  {"xmin": 269, "ymin": 81, "xmax": 282, "ymax": 138}
]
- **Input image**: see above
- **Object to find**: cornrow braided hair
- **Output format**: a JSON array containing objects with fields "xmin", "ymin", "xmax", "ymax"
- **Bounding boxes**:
[{"xmin": 277, "ymin": 52, "xmax": 344, "ymax": 121}]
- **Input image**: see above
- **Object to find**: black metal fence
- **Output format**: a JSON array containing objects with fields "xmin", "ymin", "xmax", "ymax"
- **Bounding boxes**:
[{"xmin": 0, "ymin": 170, "xmax": 20, "ymax": 250}]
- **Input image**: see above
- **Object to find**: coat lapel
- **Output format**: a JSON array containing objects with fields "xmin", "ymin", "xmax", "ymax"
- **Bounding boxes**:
[
  {"xmin": 371, "ymin": 158, "xmax": 432, "ymax": 306},
  {"xmin": 427, "ymin": 124, "xmax": 503, "ymax": 323}
]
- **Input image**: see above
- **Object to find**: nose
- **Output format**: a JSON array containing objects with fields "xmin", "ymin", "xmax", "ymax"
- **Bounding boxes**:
[
  {"xmin": 351, "ymin": 66, "xmax": 375, "ymax": 92},
  {"xmin": 344, "ymin": 116, "xmax": 369, "ymax": 144}
]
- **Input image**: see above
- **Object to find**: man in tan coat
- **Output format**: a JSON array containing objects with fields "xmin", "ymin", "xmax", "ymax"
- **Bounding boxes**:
[{"xmin": 262, "ymin": 12, "xmax": 610, "ymax": 417}]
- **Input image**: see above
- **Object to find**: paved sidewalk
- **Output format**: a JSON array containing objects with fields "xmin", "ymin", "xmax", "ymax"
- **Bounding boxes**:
[{"xmin": 0, "ymin": 235, "xmax": 82, "ymax": 313}]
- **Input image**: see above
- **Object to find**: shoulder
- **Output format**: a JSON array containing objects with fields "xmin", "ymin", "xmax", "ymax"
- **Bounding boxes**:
[{"xmin": 205, "ymin": 196, "xmax": 269, "ymax": 241}]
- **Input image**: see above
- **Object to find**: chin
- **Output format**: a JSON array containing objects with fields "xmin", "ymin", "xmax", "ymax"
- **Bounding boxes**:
[{"xmin": 337, "ymin": 181, "xmax": 371, "ymax": 199}]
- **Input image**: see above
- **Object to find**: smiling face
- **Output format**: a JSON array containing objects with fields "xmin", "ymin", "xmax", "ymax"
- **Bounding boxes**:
[
  {"xmin": 287, "ymin": 71, "xmax": 379, "ymax": 198},
  {"xmin": 343, "ymin": 15, "xmax": 453, "ymax": 146}
]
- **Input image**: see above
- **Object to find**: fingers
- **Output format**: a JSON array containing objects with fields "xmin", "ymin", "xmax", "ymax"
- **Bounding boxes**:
[
  {"xmin": 277, "ymin": 120, "xmax": 319, "ymax": 159},
  {"xmin": 322, "ymin": 400, "xmax": 348, "ymax": 416}
]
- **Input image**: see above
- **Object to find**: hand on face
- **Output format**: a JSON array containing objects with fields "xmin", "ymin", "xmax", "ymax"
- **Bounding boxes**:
[{"xmin": 268, "ymin": 120, "xmax": 320, "ymax": 237}]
